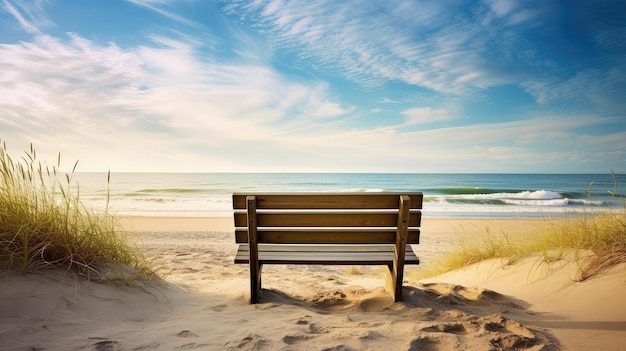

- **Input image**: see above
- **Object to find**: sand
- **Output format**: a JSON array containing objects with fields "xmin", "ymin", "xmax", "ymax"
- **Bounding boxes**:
[{"xmin": 1, "ymin": 216, "xmax": 625, "ymax": 350}]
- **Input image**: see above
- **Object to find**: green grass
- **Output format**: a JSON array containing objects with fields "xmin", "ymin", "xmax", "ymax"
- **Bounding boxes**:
[
  {"xmin": 415, "ymin": 178, "xmax": 626, "ymax": 281},
  {"xmin": 0, "ymin": 142, "xmax": 153, "ymax": 282}
]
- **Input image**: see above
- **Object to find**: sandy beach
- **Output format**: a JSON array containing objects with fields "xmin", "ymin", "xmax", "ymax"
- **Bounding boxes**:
[{"xmin": 1, "ymin": 216, "xmax": 625, "ymax": 350}]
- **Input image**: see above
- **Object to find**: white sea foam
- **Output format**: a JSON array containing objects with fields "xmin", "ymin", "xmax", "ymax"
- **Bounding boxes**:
[
  {"xmin": 501, "ymin": 198, "xmax": 570, "ymax": 206},
  {"xmin": 504, "ymin": 190, "xmax": 562, "ymax": 200},
  {"xmin": 459, "ymin": 190, "xmax": 563, "ymax": 201}
]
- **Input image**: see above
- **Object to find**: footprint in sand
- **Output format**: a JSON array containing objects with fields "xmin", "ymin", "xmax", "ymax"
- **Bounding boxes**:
[
  {"xmin": 311, "ymin": 290, "xmax": 352, "ymax": 310},
  {"xmin": 322, "ymin": 345, "xmax": 360, "ymax": 351},
  {"xmin": 308, "ymin": 323, "xmax": 330, "ymax": 334},
  {"xmin": 409, "ymin": 335, "xmax": 457, "ymax": 351},
  {"xmin": 93, "ymin": 340, "xmax": 121, "ymax": 351},
  {"xmin": 421, "ymin": 323, "xmax": 469, "ymax": 335},
  {"xmin": 176, "ymin": 330, "xmax": 199, "ymax": 338},
  {"xmin": 282, "ymin": 334, "xmax": 314, "ymax": 345},
  {"xmin": 206, "ymin": 303, "xmax": 227, "ymax": 312},
  {"xmin": 291, "ymin": 314, "xmax": 312, "ymax": 325},
  {"xmin": 224, "ymin": 333, "xmax": 268, "ymax": 351}
]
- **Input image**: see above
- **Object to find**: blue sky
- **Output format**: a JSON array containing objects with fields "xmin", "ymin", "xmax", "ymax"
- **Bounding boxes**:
[{"xmin": 0, "ymin": 0, "xmax": 624, "ymax": 173}]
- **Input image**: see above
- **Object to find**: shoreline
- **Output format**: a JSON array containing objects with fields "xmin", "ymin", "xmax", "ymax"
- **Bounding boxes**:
[
  {"xmin": 117, "ymin": 215, "xmax": 235, "ymax": 232},
  {"xmin": 117, "ymin": 214, "xmax": 563, "ymax": 233}
]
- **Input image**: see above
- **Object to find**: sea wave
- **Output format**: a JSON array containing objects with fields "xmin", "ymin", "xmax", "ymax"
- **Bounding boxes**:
[
  {"xmin": 503, "ymin": 190, "xmax": 562, "ymax": 200},
  {"xmin": 426, "ymin": 190, "xmax": 570, "ymax": 207},
  {"xmin": 569, "ymin": 199, "xmax": 606, "ymax": 206}
]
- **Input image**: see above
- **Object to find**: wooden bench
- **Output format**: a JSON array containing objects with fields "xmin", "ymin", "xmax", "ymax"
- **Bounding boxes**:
[{"xmin": 233, "ymin": 192, "xmax": 422, "ymax": 304}]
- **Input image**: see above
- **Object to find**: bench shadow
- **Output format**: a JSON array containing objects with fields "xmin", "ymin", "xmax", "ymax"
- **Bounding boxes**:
[{"xmin": 257, "ymin": 282, "xmax": 531, "ymax": 315}]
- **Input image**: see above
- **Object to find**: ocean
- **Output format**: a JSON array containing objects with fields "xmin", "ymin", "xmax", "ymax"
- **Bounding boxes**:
[{"xmin": 71, "ymin": 173, "xmax": 625, "ymax": 218}]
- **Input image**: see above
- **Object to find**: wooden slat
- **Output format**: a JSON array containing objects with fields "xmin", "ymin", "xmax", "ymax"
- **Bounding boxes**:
[
  {"xmin": 235, "ymin": 244, "xmax": 419, "ymax": 265},
  {"xmin": 236, "ymin": 243, "xmax": 418, "ymax": 252},
  {"xmin": 233, "ymin": 193, "xmax": 423, "ymax": 210},
  {"xmin": 235, "ymin": 228, "xmax": 420, "ymax": 244},
  {"xmin": 233, "ymin": 211, "xmax": 421, "ymax": 227}
]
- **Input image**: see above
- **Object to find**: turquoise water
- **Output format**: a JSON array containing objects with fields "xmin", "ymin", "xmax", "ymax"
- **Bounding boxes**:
[{"xmin": 73, "ymin": 173, "xmax": 625, "ymax": 218}]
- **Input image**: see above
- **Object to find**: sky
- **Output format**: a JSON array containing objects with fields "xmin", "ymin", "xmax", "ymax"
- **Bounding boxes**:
[{"xmin": 0, "ymin": 0, "xmax": 625, "ymax": 173}]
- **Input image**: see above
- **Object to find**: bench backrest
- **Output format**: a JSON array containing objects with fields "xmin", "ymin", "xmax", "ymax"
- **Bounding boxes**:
[{"xmin": 233, "ymin": 192, "xmax": 423, "ymax": 245}]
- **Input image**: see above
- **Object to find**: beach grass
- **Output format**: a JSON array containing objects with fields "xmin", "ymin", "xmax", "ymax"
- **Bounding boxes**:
[
  {"xmin": 0, "ymin": 142, "xmax": 152, "ymax": 282},
  {"xmin": 414, "ymin": 210, "xmax": 626, "ymax": 281}
]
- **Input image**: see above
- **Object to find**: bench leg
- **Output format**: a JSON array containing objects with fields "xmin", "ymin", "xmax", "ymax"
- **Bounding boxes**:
[
  {"xmin": 385, "ymin": 263, "xmax": 403, "ymax": 302},
  {"xmin": 250, "ymin": 263, "xmax": 262, "ymax": 304},
  {"xmin": 247, "ymin": 195, "xmax": 262, "ymax": 304}
]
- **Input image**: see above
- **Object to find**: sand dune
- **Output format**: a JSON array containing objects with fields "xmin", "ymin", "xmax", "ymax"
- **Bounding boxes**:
[{"xmin": 1, "ymin": 217, "xmax": 624, "ymax": 350}]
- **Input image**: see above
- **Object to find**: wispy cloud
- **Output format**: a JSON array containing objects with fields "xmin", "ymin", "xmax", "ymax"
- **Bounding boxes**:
[
  {"xmin": 1, "ymin": 0, "xmax": 52, "ymax": 34},
  {"xmin": 521, "ymin": 64, "xmax": 626, "ymax": 113},
  {"xmin": 482, "ymin": 0, "xmax": 542, "ymax": 26},
  {"xmin": 124, "ymin": 0, "xmax": 200, "ymax": 27},
  {"xmin": 224, "ymin": 0, "xmax": 557, "ymax": 96},
  {"xmin": 378, "ymin": 97, "xmax": 401, "ymax": 104}
]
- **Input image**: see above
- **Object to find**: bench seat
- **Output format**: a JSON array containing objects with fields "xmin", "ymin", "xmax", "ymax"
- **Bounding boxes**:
[{"xmin": 235, "ymin": 244, "xmax": 419, "ymax": 265}]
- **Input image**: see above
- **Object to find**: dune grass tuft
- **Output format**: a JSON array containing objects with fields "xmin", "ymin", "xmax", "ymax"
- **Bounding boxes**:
[
  {"xmin": 415, "ymin": 176, "xmax": 626, "ymax": 281},
  {"xmin": 0, "ymin": 142, "xmax": 152, "ymax": 282}
]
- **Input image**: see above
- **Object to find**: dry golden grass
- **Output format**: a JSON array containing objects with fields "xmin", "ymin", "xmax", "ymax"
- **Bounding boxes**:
[
  {"xmin": 0, "ymin": 142, "xmax": 152, "ymax": 282},
  {"xmin": 414, "ymin": 211, "xmax": 626, "ymax": 281}
]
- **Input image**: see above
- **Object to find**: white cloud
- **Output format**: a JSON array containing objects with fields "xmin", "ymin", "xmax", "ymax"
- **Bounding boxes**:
[
  {"xmin": 0, "ymin": 32, "xmax": 354, "ymax": 171},
  {"xmin": 378, "ymin": 97, "xmax": 401, "ymax": 104},
  {"xmin": 400, "ymin": 107, "xmax": 455, "ymax": 126},
  {"xmin": 242, "ymin": 112, "xmax": 623, "ymax": 173}
]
